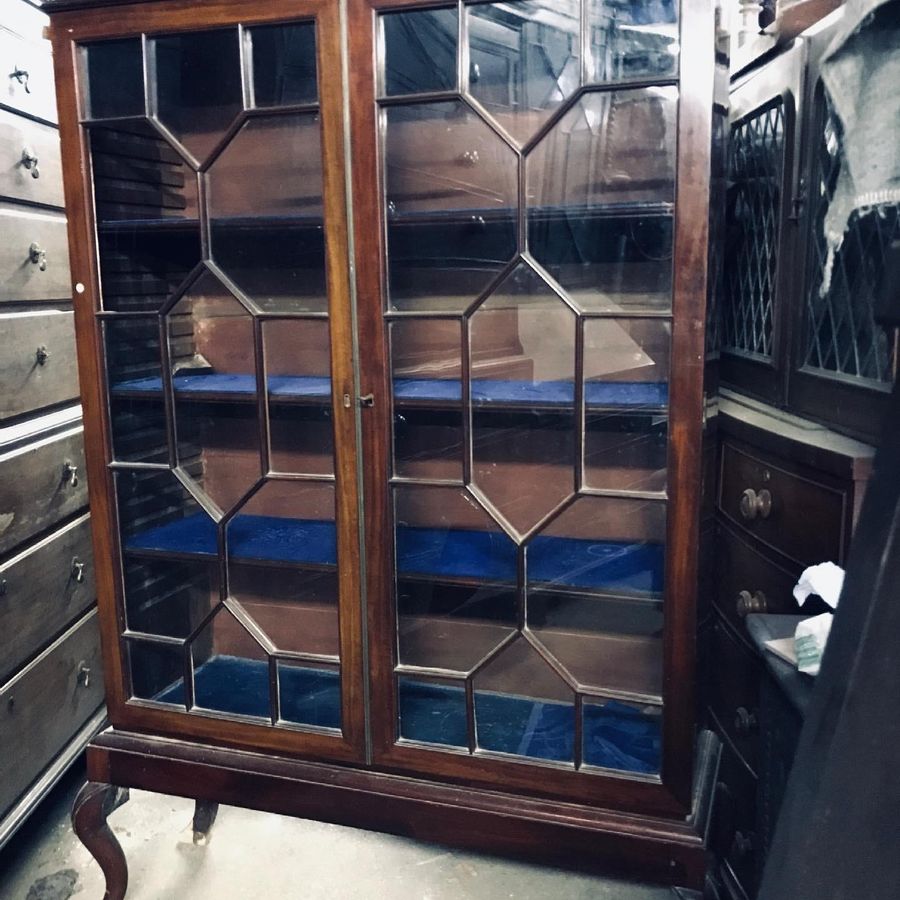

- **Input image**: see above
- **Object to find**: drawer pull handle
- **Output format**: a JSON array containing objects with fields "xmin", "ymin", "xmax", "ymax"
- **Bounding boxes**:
[
  {"xmin": 458, "ymin": 149, "xmax": 479, "ymax": 167},
  {"xmin": 10, "ymin": 66, "xmax": 30, "ymax": 94},
  {"xmin": 736, "ymin": 589, "xmax": 769, "ymax": 618},
  {"xmin": 71, "ymin": 557, "xmax": 85, "ymax": 583},
  {"xmin": 36, "ymin": 345, "xmax": 50, "ymax": 366},
  {"xmin": 77, "ymin": 661, "xmax": 91, "ymax": 689},
  {"xmin": 739, "ymin": 487, "xmax": 772, "ymax": 521},
  {"xmin": 29, "ymin": 242, "xmax": 47, "ymax": 271},
  {"xmin": 732, "ymin": 830, "xmax": 756, "ymax": 858},
  {"xmin": 21, "ymin": 147, "xmax": 40, "ymax": 178},
  {"xmin": 62, "ymin": 460, "xmax": 79, "ymax": 487},
  {"xmin": 734, "ymin": 706, "xmax": 759, "ymax": 736}
]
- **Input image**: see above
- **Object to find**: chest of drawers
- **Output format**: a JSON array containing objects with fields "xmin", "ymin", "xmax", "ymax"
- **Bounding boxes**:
[
  {"xmin": 706, "ymin": 390, "xmax": 874, "ymax": 899},
  {"xmin": 0, "ymin": 0, "xmax": 104, "ymax": 852}
]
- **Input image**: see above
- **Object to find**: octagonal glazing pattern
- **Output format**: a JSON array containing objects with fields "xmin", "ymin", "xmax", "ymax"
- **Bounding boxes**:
[
  {"xmin": 88, "ymin": 20, "xmax": 347, "ymax": 736},
  {"xmin": 375, "ymin": 4, "xmax": 680, "ymax": 774},
  {"xmin": 383, "ymin": 100, "xmax": 518, "ymax": 312},
  {"xmin": 150, "ymin": 28, "xmax": 244, "ymax": 165},
  {"xmin": 207, "ymin": 114, "xmax": 327, "ymax": 313},
  {"xmin": 470, "ymin": 263, "xmax": 576, "ymax": 538},
  {"xmin": 526, "ymin": 87, "xmax": 677, "ymax": 312},
  {"xmin": 467, "ymin": 1, "xmax": 581, "ymax": 147},
  {"xmin": 165, "ymin": 270, "xmax": 261, "ymax": 516}
]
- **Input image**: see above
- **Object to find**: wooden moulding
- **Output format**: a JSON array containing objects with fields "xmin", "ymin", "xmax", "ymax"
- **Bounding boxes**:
[{"xmin": 86, "ymin": 727, "xmax": 720, "ymax": 889}]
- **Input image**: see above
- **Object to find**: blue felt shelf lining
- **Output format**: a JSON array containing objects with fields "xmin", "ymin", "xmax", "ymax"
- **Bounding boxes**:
[
  {"xmin": 111, "ymin": 374, "xmax": 668, "ymax": 409},
  {"xmin": 125, "ymin": 513, "xmax": 663, "ymax": 593},
  {"xmin": 155, "ymin": 656, "xmax": 660, "ymax": 774}
]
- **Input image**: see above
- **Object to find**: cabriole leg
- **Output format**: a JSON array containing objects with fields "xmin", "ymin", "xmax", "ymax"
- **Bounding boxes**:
[
  {"xmin": 71, "ymin": 781, "xmax": 130, "ymax": 900},
  {"xmin": 192, "ymin": 799, "xmax": 219, "ymax": 845}
]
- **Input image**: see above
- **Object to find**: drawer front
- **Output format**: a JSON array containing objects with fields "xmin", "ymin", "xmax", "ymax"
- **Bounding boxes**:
[
  {"xmin": 719, "ymin": 441, "xmax": 848, "ymax": 566},
  {"xmin": 0, "ymin": 609, "xmax": 104, "ymax": 817},
  {"xmin": 0, "ymin": 108, "xmax": 64, "ymax": 206},
  {"xmin": 716, "ymin": 524, "xmax": 801, "ymax": 638},
  {"xmin": 712, "ymin": 743, "xmax": 760, "ymax": 900},
  {"xmin": 0, "ymin": 25, "xmax": 57, "ymax": 124},
  {"xmin": 0, "ymin": 310, "xmax": 79, "ymax": 420},
  {"xmin": 0, "ymin": 205, "xmax": 70, "ymax": 302},
  {"xmin": 0, "ymin": 425, "xmax": 87, "ymax": 556},
  {"xmin": 709, "ymin": 618, "xmax": 761, "ymax": 776},
  {"xmin": 0, "ymin": 513, "xmax": 95, "ymax": 683}
]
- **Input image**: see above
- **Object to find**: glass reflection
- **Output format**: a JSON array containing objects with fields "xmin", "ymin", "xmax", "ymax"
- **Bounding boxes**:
[{"xmin": 382, "ymin": 7, "xmax": 458, "ymax": 96}]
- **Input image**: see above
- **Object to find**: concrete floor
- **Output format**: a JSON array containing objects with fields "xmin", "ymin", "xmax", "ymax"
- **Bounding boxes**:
[{"xmin": 0, "ymin": 761, "xmax": 697, "ymax": 900}]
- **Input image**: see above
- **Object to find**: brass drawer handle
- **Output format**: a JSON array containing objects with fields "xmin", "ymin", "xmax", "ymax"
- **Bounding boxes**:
[
  {"xmin": 71, "ymin": 557, "xmax": 86, "ymax": 583},
  {"xmin": 62, "ymin": 460, "xmax": 79, "ymax": 487},
  {"xmin": 10, "ymin": 65, "xmax": 30, "ymax": 94},
  {"xmin": 29, "ymin": 242, "xmax": 47, "ymax": 271},
  {"xmin": 36, "ymin": 344, "xmax": 50, "ymax": 366},
  {"xmin": 736, "ymin": 589, "xmax": 768, "ymax": 618},
  {"xmin": 458, "ymin": 149, "xmax": 479, "ymax": 167},
  {"xmin": 21, "ymin": 147, "xmax": 40, "ymax": 178},
  {"xmin": 76, "ymin": 661, "xmax": 91, "ymax": 688},
  {"xmin": 734, "ymin": 706, "xmax": 759, "ymax": 736},
  {"xmin": 731, "ymin": 830, "xmax": 756, "ymax": 859},
  {"xmin": 739, "ymin": 487, "xmax": 772, "ymax": 521}
]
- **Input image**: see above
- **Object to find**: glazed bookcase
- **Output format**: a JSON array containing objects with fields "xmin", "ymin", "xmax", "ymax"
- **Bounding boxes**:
[{"xmin": 46, "ymin": 0, "xmax": 724, "ymax": 891}]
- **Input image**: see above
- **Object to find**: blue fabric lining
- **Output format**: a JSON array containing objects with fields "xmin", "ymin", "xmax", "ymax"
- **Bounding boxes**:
[
  {"xmin": 156, "ymin": 657, "xmax": 660, "ymax": 774},
  {"xmin": 112, "ymin": 373, "xmax": 667, "ymax": 409},
  {"xmin": 125, "ymin": 513, "xmax": 663, "ymax": 593}
]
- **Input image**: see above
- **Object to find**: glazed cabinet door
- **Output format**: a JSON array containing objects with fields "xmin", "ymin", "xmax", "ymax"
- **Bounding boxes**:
[
  {"xmin": 352, "ymin": 0, "xmax": 718, "ymax": 811},
  {"xmin": 52, "ymin": 1, "xmax": 365, "ymax": 760},
  {"xmin": 719, "ymin": 40, "xmax": 805, "ymax": 404}
]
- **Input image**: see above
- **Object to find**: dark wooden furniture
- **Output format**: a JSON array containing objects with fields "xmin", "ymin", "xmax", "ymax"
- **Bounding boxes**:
[
  {"xmin": 721, "ymin": 7, "xmax": 897, "ymax": 444},
  {"xmin": 704, "ymin": 390, "xmax": 872, "ymax": 900},
  {"xmin": 45, "ymin": 0, "xmax": 727, "ymax": 894},
  {"xmin": 0, "ymin": 0, "xmax": 106, "ymax": 852},
  {"xmin": 705, "ymin": 9, "xmax": 894, "ymax": 895}
]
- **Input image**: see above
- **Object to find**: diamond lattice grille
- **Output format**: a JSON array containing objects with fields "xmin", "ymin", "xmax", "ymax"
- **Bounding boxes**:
[
  {"xmin": 803, "ymin": 99, "xmax": 897, "ymax": 384},
  {"xmin": 723, "ymin": 102, "xmax": 785, "ymax": 358}
]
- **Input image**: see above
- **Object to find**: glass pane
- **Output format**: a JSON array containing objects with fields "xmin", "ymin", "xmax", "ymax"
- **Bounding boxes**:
[
  {"xmin": 116, "ymin": 470, "xmax": 219, "ymax": 561},
  {"xmin": 124, "ymin": 557, "xmax": 219, "ymax": 640},
  {"xmin": 587, "ymin": 0, "xmax": 679, "ymax": 83},
  {"xmin": 226, "ymin": 480, "xmax": 336, "ymax": 568},
  {"xmin": 394, "ymin": 485, "xmax": 517, "ymax": 675},
  {"xmin": 166, "ymin": 272, "xmax": 261, "ymax": 515},
  {"xmin": 468, "ymin": 1, "xmax": 581, "ymax": 146},
  {"xmin": 207, "ymin": 113, "xmax": 326, "ymax": 314},
  {"xmin": 128, "ymin": 639, "xmax": 185, "ymax": 706},
  {"xmin": 84, "ymin": 38, "xmax": 145, "ymax": 119},
  {"xmin": 188, "ymin": 605, "xmax": 271, "ymax": 719},
  {"xmin": 151, "ymin": 29, "xmax": 243, "ymax": 163},
  {"xmin": 803, "ymin": 95, "xmax": 897, "ymax": 384},
  {"xmin": 382, "ymin": 7, "xmax": 458, "ymax": 97},
  {"xmin": 390, "ymin": 319, "xmax": 463, "ymax": 481},
  {"xmin": 104, "ymin": 317, "xmax": 168, "ymax": 464},
  {"xmin": 723, "ymin": 101, "xmax": 784, "ymax": 358},
  {"xmin": 583, "ymin": 697, "xmax": 661, "ymax": 774},
  {"xmin": 526, "ymin": 87, "xmax": 677, "ymax": 311},
  {"xmin": 89, "ymin": 119, "xmax": 201, "ymax": 314},
  {"xmin": 278, "ymin": 661, "xmax": 341, "ymax": 728},
  {"xmin": 474, "ymin": 636, "xmax": 575, "ymax": 763},
  {"xmin": 250, "ymin": 22, "xmax": 318, "ymax": 107},
  {"xmin": 527, "ymin": 495, "xmax": 666, "ymax": 599},
  {"xmin": 264, "ymin": 319, "xmax": 334, "ymax": 476},
  {"xmin": 398, "ymin": 675, "xmax": 467, "ymax": 747},
  {"xmin": 231, "ymin": 565, "xmax": 338, "ymax": 657},
  {"xmin": 470, "ymin": 263, "xmax": 576, "ymax": 537},
  {"xmin": 583, "ymin": 318, "xmax": 671, "ymax": 492},
  {"xmin": 384, "ymin": 101, "xmax": 518, "ymax": 312}
]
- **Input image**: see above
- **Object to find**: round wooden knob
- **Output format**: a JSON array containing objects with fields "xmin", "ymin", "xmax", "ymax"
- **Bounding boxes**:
[
  {"xmin": 736, "ymin": 590, "xmax": 769, "ymax": 618},
  {"xmin": 734, "ymin": 706, "xmax": 759, "ymax": 735},
  {"xmin": 739, "ymin": 487, "xmax": 772, "ymax": 520}
]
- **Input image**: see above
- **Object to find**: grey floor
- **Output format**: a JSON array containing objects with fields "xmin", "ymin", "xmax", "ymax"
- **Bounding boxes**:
[{"xmin": 0, "ymin": 761, "xmax": 697, "ymax": 900}]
